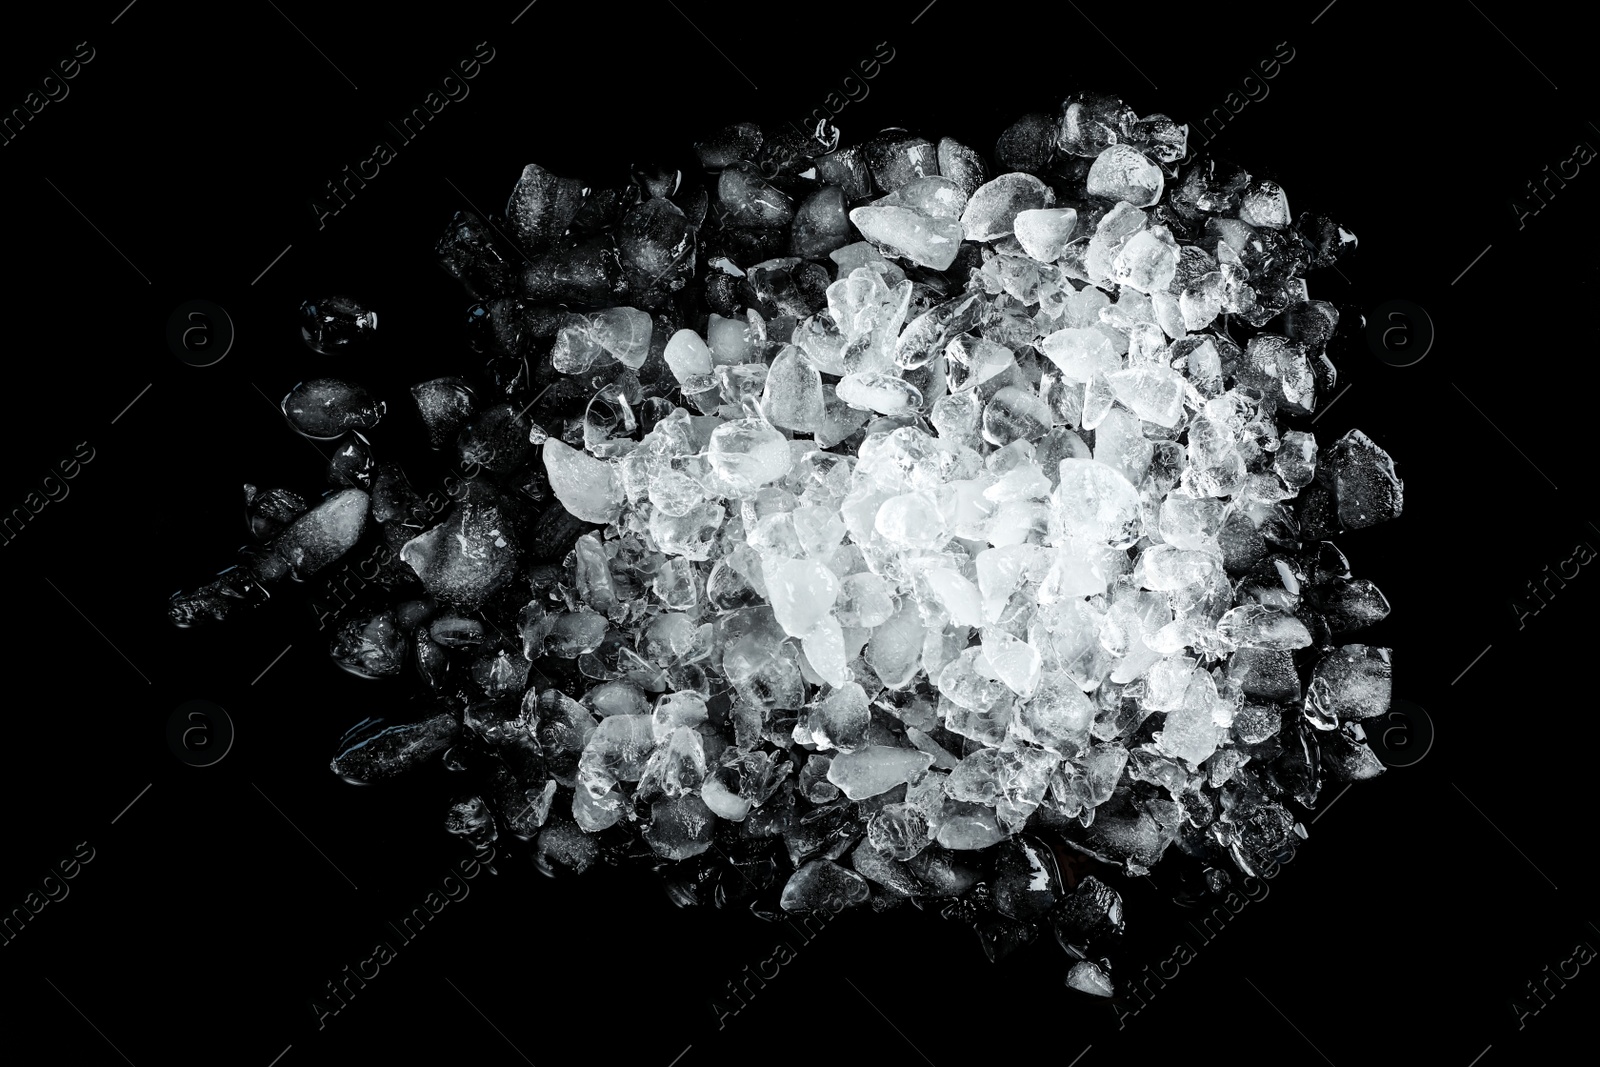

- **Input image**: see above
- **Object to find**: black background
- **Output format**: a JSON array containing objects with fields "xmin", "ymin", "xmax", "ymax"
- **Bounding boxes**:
[{"xmin": 2, "ymin": 2, "xmax": 1595, "ymax": 1065}]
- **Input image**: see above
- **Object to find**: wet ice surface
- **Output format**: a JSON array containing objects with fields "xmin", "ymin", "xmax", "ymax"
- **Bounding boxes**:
[{"xmin": 171, "ymin": 89, "xmax": 1399, "ymax": 995}]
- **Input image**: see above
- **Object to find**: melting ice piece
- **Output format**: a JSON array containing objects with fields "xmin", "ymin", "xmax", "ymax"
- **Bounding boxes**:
[
  {"xmin": 272, "ymin": 487, "xmax": 368, "ymax": 579},
  {"xmin": 1013, "ymin": 207, "xmax": 1079, "ymax": 262},
  {"xmin": 1327, "ymin": 429, "xmax": 1404, "ymax": 530},
  {"xmin": 642, "ymin": 794, "xmax": 716, "ymax": 860},
  {"xmin": 961, "ymin": 173, "xmax": 1054, "ymax": 241},
  {"xmin": 543, "ymin": 439, "xmax": 623, "ymax": 523},
  {"xmin": 330, "ymin": 712, "xmax": 457, "ymax": 784},
  {"xmin": 708, "ymin": 418, "xmax": 792, "ymax": 492},
  {"xmin": 281, "ymin": 379, "xmax": 385, "ymax": 440},
  {"xmin": 1054, "ymin": 459, "xmax": 1143, "ymax": 548},
  {"xmin": 300, "ymin": 295, "xmax": 377, "ymax": 354},
  {"xmin": 780, "ymin": 859, "xmax": 871, "ymax": 912},
  {"xmin": 400, "ymin": 497, "xmax": 521, "ymax": 610},
  {"xmin": 826, "ymin": 747, "xmax": 935, "ymax": 800},
  {"xmin": 847, "ymin": 206, "xmax": 962, "ymax": 270},
  {"xmin": 1085, "ymin": 144, "xmax": 1163, "ymax": 207},
  {"xmin": 1306, "ymin": 644, "xmax": 1392, "ymax": 725}
]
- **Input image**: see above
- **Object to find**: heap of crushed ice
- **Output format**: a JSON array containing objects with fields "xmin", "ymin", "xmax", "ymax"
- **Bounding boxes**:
[{"xmin": 171, "ymin": 93, "xmax": 1399, "ymax": 996}]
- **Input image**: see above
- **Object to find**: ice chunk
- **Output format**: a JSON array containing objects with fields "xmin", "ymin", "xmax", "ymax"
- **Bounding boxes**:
[
  {"xmin": 1306, "ymin": 644, "xmax": 1392, "ymax": 725},
  {"xmin": 848, "ymin": 206, "xmax": 962, "ymax": 270},
  {"xmin": 544, "ymin": 439, "xmax": 623, "ymax": 523},
  {"xmin": 780, "ymin": 859, "xmax": 871, "ymax": 912},
  {"xmin": 1013, "ymin": 207, "xmax": 1079, "ymax": 262},
  {"xmin": 827, "ymin": 747, "xmax": 935, "ymax": 799},
  {"xmin": 961, "ymin": 173, "xmax": 1054, "ymax": 241},
  {"xmin": 1086, "ymin": 144, "xmax": 1163, "ymax": 207},
  {"xmin": 1327, "ymin": 430, "xmax": 1404, "ymax": 530}
]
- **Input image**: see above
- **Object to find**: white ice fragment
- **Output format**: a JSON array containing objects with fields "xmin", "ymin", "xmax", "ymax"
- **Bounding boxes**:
[
  {"xmin": 764, "ymin": 557, "xmax": 839, "ymax": 637},
  {"xmin": 543, "ymin": 439, "xmax": 622, "ymax": 523},
  {"xmin": 826, "ymin": 746, "xmax": 935, "ymax": 800},
  {"xmin": 1086, "ymin": 144, "xmax": 1163, "ymax": 207},
  {"xmin": 981, "ymin": 627, "xmax": 1042, "ymax": 697},
  {"xmin": 1013, "ymin": 207, "xmax": 1079, "ymax": 262}
]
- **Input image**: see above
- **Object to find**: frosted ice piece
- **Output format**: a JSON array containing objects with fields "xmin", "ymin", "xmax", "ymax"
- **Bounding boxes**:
[
  {"xmin": 877, "ymin": 175, "xmax": 968, "ymax": 219},
  {"xmin": 507, "ymin": 162, "xmax": 583, "ymax": 247},
  {"xmin": 1327, "ymin": 429, "xmax": 1404, "ymax": 530},
  {"xmin": 981, "ymin": 628, "xmax": 1042, "ymax": 697},
  {"xmin": 764, "ymin": 557, "xmax": 839, "ymax": 637},
  {"xmin": 1239, "ymin": 179, "xmax": 1291, "ymax": 229},
  {"xmin": 649, "ymin": 503, "xmax": 725, "ymax": 560},
  {"xmin": 935, "ymin": 804, "xmax": 1006, "ymax": 849},
  {"xmin": 590, "ymin": 307, "xmax": 653, "ymax": 369},
  {"xmin": 576, "ymin": 713, "xmax": 655, "ymax": 798},
  {"xmin": 836, "ymin": 371, "xmax": 923, "ymax": 415},
  {"xmin": 1306, "ymin": 644, "xmax": 1392, "ymax": 723},
  {"xmin": 1155, "ymin": 673, "xmax": 1225, "ymax": 766},
  {"xmin": 541, "ymin": 439, "xmax": 622, "ymax": 523},
  {"xmin": 761, "ymin": 344, "xmax": 825, "ymax": 431},
  {"xmin": 410, "ymin": 377, "xmax": 475, "ymax": 449},
  {"xmin": 330, "ymin": 712, "xmax": 456, "ymax": 784},
  {"xmin": 1217, "ymin": 604, "xmax": 1313, "ymax": 650},
  {"xmin": 718, "ymin": 161, "xmax": 795, "ymax": 228},
  {"xmin": 826, "ymin": 746, "xmax": 934, "ymax": 800},
  {"xmin": 865, "ymin": 606, "xmax": 922, "ymax": 691},
  {"xmin": 961, "ymin": 173, "xmax": 1054, "ymax": 241},
  {"xmin": 1086, "ymin": 144, "xmax": 1163, "ymax": 207},
  {"xmin": 1111, "ymin": 228, "xmax": 1178, "ymax": 294},
  {"xmin": 1108, "ymin": 366, "xmax": 1185, "ymax": 426},
  {"xmin": 874, "ymin": 491, "xmax": 949, "ymax": 550},
  {"xmin": 1013, "ymin": 671, "xmax": 1094, "ymax": 756},
  {"xmin": 1275, "ymin": 429, "xmax": 1318, "ymax": 488},
  {"xmin": 866, "ymin": 802, "xmax": 931, "ymax": 860},
  {"xmin": 663, "ymin": 328, "xmax": 713, "ymax": 382},
  {"xmin": 848, "ymin": 206, "xmax": 962, "ymax": 270},
  {"xmin": 983, "ymin": 387, "xmax": 1053, "ymax": 446},
  {"xmin": 805, "ymin": 681, "xmax": 870, "ymax": 752},
  {"xmin": 701, "ymin": 775, "xmax": 752, "ymax": 821},
  {"xmin": 707, "ymin": 418, "xmax": 792, "ymax": 492},
  {"xmin": 1053, "ymin": 459, "xmax": 1143, "ymax": 548},
  {"xmin": 282, "ymin": 379, "xmax": 384, "ymax": 440},
  {"xmin": 1039, "ymin": 327, "xmax": 1120, "ymax": 382},
  {"xmin": 642, "ymin": 794, "xmax": 715, "ymax": 860},
  {"xmin": 651, "ymin": 691, "xmax": 708, "ymax": 742},
  {"xmin": 1311, "ymin": 578, "xmax": 1391, "ymax": 636},
  {"xmin": 922, "ymin": 569, "xmax": 983, "ymax": 627},
  {"xmin": 1066, "ymin": 959, "xmax": 1114, "ymax": 997},
  {"xmin": 780, "ymin": 859, "xmax": 871, "ymax": 912},
  {"xmin": 269, "ymin": 487, "xmax": 368, "ymax": 580},
  {"xmin": 1013, "ymin": 208, "xmax": 1079, "ymax": 263},
  {"xmin": 936, "ymin": 136, "xmax": 989, "ymax": 198},
  {"xmin": 803, "ymin": 616, "xmax": 848, "ymax": 687}
]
